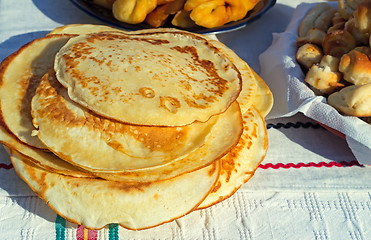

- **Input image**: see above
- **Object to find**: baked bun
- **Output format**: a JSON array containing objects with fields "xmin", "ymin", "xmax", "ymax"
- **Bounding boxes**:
[
  {"xmin": 296, "ymin": 43, "xmax": 323, "ymax": 69},
  {"xmin": 112, "ymin": 0, "xmax": 157, "ymax": 24},
  {"xmin": 298, "ymin": 3, "xmax": 336, "ymax": 37},
  {"xmin": 305, "ymin": 55, "xmax": 343, "ymax": 95},
  {"xmin": 353, "ymin": 0, "xmax": 371, "ymax": 34},
  {"xmin": 328, "ymin": 83, "xmax": 371, "ymax": 116},
  {"xmin": 297, "ymin": 28, "xmax": 326, "ymax": 46},
  {"xmin": 145, "ymin": 0, "xmax": 186, "ymax": 27},
  {"xmin": 322, "ymin": 29, "xmax": 356, "ymax": 57},
  {"xmin": 344, "ymin": 18, "xmax": 370, "ymax": 45},
  {"xmin": 339, "ymin": 47, "xmax": 371, "ymax": 85},
  {"xmin": 338, "ymin": 0, "xmax": 363, "ymax": 20},
  {"xmin": 327, "ymin": 11, "xmax": 347, "ymax": 32}
]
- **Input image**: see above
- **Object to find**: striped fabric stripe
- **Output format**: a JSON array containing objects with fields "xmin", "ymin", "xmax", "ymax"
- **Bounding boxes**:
[
  {"xmin": 55, "ymin": 215, "xmax": 119, "ymax": 240},
  {"xmin": 55, "ymin": 215, "xmax": 66, "ymax": 240},
  {"xmin": 76, "ymin": 225, "xmax": 98, "ymax": 240},
  {"xmin": 109, "ymin": 224, "xmax": 119, "ymax": 240}
]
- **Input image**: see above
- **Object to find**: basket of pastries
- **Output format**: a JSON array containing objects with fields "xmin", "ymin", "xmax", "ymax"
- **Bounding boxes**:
[{"xmin": 296, "ymin": 0, "xmax": 371, "ymax": 125}]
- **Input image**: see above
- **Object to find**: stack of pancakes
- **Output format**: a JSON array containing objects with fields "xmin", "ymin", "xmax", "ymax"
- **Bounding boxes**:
[{"xmin": 0, "ymin": 24, "xmax": 273, "ymax": 230}]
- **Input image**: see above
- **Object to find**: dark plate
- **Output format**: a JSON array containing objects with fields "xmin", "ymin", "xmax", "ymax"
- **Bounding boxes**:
[{"xmin": 70, "ymin": 0, "xmax": 276, "ymax": 34}]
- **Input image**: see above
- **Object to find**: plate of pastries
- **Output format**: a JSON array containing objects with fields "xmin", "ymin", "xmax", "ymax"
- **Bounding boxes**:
[
  {"xmin": 71, "ymin": 0, "xmax": 276, "ymax": 33},
  {"xmin": 296, "ymin": 0, "xmax": 371, "ymax": 125}
]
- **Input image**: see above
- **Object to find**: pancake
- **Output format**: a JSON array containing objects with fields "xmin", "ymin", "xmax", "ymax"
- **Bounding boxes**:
[
  {"xmin": 201, "ymin": 38, "xmax": 258, "ymax": 115},
  {"xmin": 48, "ymin": 24, "xmax": 123, "ymax": 35},
  {"xmin": 198, "ymin": 106, "xmax": 268, "ymax": 209},
  {"xmin": 0, "ymin": 121, "xmax": 92, "ymax": 178},
  {"xmin": 54, "ymin": 30, "xmax": 242, "ymax": 126},
  {"xmin": 250, "ymin": 69, "xmax": 274, "ymax": 117},
  {"xmin": 0, "ymin": 34, "xmax": 74, "ymax": 149},
  {"xmin": 10, "ymin": 153, "xmax": 220, "ymax": 230},
  {"xmin": 90, "ymin": 101, "xmax": 242, "ymax": 182},
  {"xmin": 49, "ymin": 25, "xmax": 265, "ymax": 117},
  {"xmin": 31, "ymin": 70, "xmax": 242, "ymax": 178}
]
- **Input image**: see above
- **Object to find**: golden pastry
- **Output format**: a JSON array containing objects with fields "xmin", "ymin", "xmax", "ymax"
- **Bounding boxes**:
[
  {"xmin": 145, "ymin": 0, "xmax": 186, "ymax": 27},
  {"xmin": 296, "ymin": 43, "xmax": 323, "ymax": 69},
  {"xmin": 184, "ymin": 0, "xmax": 259, "ymax": 28},
  {"xmin": 338, "ymin": 0, "xmax": 363, "ymax": 19},
  {"xmin": 298, "ymin": 3, "xmax": 336, "ymax": 37},
  {"xmin": 112, "ymin": 0, "xmax": 157, "ymax": 24},
  {"xmin": 339, "ymin": 47, "xmax": 371, "ymax": 85},
  {"xmin": 305, "ymin": 55, "xmax": 343, "ymax": 95},
  {"xmin": 328, "ymin": 83, "xmax": 371, "ymax": 116},
  {"xmin": 297, "ymin": 28, "xmax": 326, "ymax": 46},
  {"xmin": 322, "ymin": 29, "xmax": 356, "ymax": 58},
  {"xmin": 353, "ymin": 0, "xmax": 371, "ymax": 34}
]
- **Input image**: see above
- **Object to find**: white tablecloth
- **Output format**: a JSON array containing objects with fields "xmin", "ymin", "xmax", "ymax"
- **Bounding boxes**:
[{"xmin": 1, "ymin": 0, "xmax": 370, "ymax": 239}]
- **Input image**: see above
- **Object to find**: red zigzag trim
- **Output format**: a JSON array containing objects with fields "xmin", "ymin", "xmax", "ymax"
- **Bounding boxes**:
[
  {"xmin": 0, "ymin": 163, "xmax": 13, "ymax": 170},
  {"xmin": 259, "ymin": 161, "xmax": 363, "ymax": 169},
  {"xmin": 0, "ymin": 161, "xmax": 363, "ymax": 171}
]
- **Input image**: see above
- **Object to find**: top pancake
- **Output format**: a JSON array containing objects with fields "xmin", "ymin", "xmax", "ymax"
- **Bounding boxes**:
[{"xmin": 54, "ymin": 30, "xmax": 242, "ymax": 126}]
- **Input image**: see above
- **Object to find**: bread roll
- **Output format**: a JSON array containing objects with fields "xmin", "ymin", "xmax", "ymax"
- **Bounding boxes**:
[
  {"xmin": 296, "ymin": 43, "xmax": 323, "ymax": 69},
  {"xmin": 297, "ymin": 28, "xmax": 326, "ymax": 46},
  {"xmin": 298, "ymin": 3, "xmax": 336, "ymax": 37},
  {"xmin": 339, "ymin": 47, "xmax": 371, "ymax": 85},
  {"xmin": 305, "ymin": 55, "xmax": 343, "ymax": 95},
  {"xmin": 328, "ymin": 83, "xmax": 371, "ymax": 116},
  {"xmin": 353, "ymin": 0, "xmax": 371, "ymax": 34},
  {"xmin": 322, "ymin": 29, "xmax": 356, "ymax": 57}
]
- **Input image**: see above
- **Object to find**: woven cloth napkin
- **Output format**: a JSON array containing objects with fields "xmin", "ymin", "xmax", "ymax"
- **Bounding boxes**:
[{"xmin": 259, "ymin": 2, "xmax": 371, "ymax": 165}]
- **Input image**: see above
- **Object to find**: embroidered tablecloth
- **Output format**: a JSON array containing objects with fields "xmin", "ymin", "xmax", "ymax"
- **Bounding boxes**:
[{"xmin": 0, "ymin": 0, "xmax": 370, "ymax": 239}]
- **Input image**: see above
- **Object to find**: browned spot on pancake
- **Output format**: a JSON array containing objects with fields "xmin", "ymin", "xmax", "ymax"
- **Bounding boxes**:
[
  {"xmin": 109, "ymin": 180, "xmax": 153, "ymax": 193},
  {"xmin": 251, "ymin": 123, "xmax": 258, "ymax": 139},
  {"xmin": 35, "ymin": 72, "xmax": 80, "ymax": 125},
  {"xmin": 210, "ymin": 181, "xmax": 221, "ymax": 193},
  {"xmin": 153, "ymin": 193, "xmax": 159, "ymax": 200},
  {"xmin": 170, "ymin": 45, "xmax": 234, "ymax": 108},
  {"xmin": 24, "ymin": 161, "xmax": 48, "ymax": 194},
  {"xmin": 218, "ymin": 123, "xmax": 248, "ymax": 183},
  {"xmin": 139, "ymin": 87, "xmax": 155, "ymax": 98},
  {"xmin": 111, "ymin": 124, "xmax": 187, "ymax": 153},
  {"xmin": 160, "ymin": 96, "xmax": 181, "ymax": 113},
  {"xmin": 220, "ymin": 151, "xmax": 237, "ymax": 183},
  {"xmin": 207, "ymin": 162, "xmax": 218, "ymax": 177}
]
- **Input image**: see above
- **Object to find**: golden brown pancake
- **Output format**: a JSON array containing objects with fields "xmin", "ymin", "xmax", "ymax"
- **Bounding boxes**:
[
  {"xmin": 31, "ymin": 70, "xmax": 242, "ymax": 180},
  {"xmin": 54, "ymin": 30, "xmax": 242, "ymax": 126},
  {"xmin": 10, "ymin": 153, "xmax": 220, "ymax": 230},
  {"xmin": 250, "ymin": 69, "xmax": 274, "ymax": 117},
  {"xmin": 49, "ymin": 25, "xmax": 271, "ymax": 117},
  {"xmin": 0, "ymin": 34, "xmax": 74, "ymax": 149},
  {"xmin": 48, "ymin": 24, "xmax": 123, "ymax": 35},
  {"xmin": 0, "ymin": 122, "xmax": 92, "ymax": 178},
  {"xmin": 198, "ymin": 106, "xmax": 268, "ymax": 209}
]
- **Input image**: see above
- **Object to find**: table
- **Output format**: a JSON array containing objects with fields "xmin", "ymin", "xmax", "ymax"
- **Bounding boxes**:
[{"xmin": 0, "ymin": 0, "xmax": 370, "ymax": 239}]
